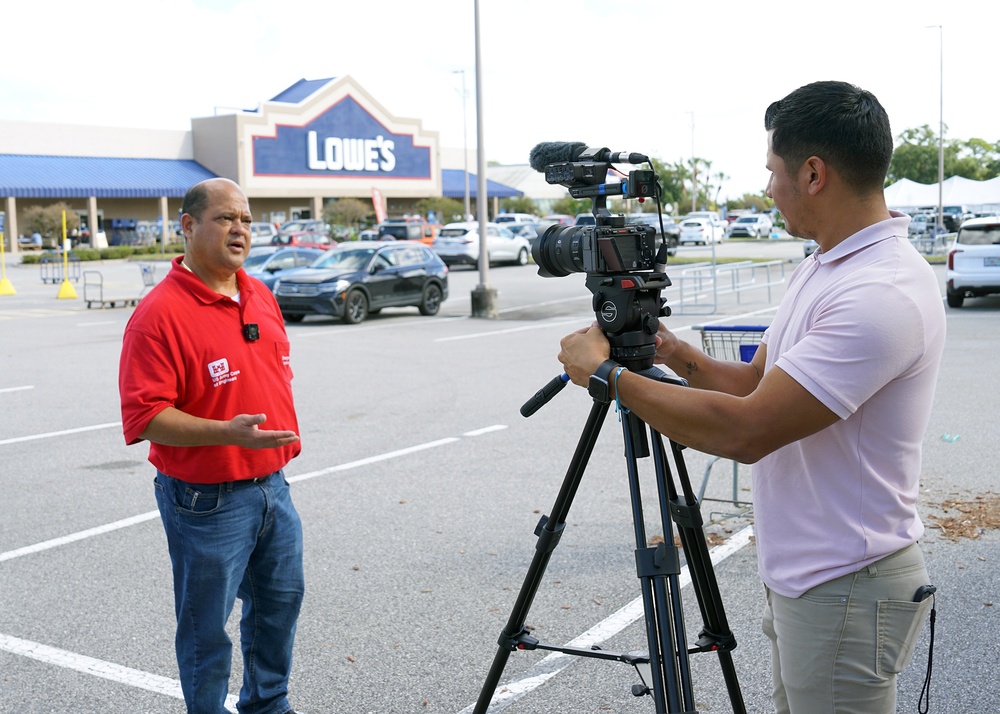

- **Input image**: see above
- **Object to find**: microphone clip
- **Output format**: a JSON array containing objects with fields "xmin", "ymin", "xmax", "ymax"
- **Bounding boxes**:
[{"xmin": 243, "ymin": 323, "xmax": 260, "ymax": 342}]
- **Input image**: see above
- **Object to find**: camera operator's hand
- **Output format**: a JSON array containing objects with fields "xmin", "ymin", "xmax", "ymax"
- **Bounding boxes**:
[
  {"xmin": 558, "ymin": 326, "xmax": 610, "ymax": 387},
  {"xmin": 653, "ymin": 321, "xmax": 684, "ymax": 364}
]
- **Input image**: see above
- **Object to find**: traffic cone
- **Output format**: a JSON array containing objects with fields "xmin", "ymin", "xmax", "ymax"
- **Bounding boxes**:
[{"xmin": 0, "ymin": 277, "xmax": 14, "ymax": 296}]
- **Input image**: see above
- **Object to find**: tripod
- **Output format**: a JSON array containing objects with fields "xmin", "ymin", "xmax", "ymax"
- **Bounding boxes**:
[{"xmin": 473, "ymin": 367, "xmax": 746, "ymax": 713}]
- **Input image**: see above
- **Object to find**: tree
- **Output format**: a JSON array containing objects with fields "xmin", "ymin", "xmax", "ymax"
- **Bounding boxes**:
[
  {"xmin": 322, "ymin": 198, "xmax": 371, "ymax": 235},
  {"xmin": 498, "ymin": 196, "xmax": 540, "ymax": 216},
  {"xmin": 22, "ymin": 203, "xmax": 80, "ymax": 246},
  {"xmin": 887, "ymin": 124, "xmax": 1000, "ymax": 184},
  {"xmin": 414, "ymin": 197, "xmax": 465, "ymax": 224}
]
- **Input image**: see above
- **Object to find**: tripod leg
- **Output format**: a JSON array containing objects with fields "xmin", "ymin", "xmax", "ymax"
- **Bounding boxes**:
[
  {"xmin": 659, "ymin": 435, "xmax": 747, "ymax": 714},
  {"xmin": 620, "ymin": 410, "xmax": 691, "ymax": 713},
  {"xmin": 473, "ymin": 400, "xmax": 611, "ymax": 714}
]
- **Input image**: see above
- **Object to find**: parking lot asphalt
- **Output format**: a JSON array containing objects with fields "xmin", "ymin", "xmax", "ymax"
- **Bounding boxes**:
[{"xmin": 1, "ymin": 242, "xmax": 997, "ymax": 713}]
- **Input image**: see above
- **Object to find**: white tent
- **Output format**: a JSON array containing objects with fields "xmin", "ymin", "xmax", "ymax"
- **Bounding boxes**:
[{"xmin": 883, "ymin": 176, "xmax": 1000, "ymax": 212}]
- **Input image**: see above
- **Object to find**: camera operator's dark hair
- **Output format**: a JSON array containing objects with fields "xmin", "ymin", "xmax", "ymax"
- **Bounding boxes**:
[
  {"xmin": 764, "ymin": 81, "xmax": 892, "ymax": 193},
  {"xmin": 181, "ymin": 181, "xmax": 212, "ymax": 221}
]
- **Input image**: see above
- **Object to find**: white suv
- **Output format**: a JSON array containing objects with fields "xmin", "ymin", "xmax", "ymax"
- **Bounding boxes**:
[
  {"xmin": 432, "ymin": 222, "xmax": 530, "ymax": 267},
  {"xmin": 946, "ymin": 215, "xmax": 1000, "ymax": 307}
]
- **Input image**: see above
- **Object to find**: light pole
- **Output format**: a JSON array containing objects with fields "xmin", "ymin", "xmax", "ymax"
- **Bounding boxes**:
[
  {"xmin": 928, "ymin": 24, "xmax": 944, "ymax": 235},
  {"xmin": 470, "ymin": 0, "xmax": 497, "ymax": 318},
  {"xmin": 688, "ymin": 111, "xmax": 697, "ymax": 213},
  {"xmin": 452, "ymin": 69, "xmax": 471, "ymax": 220}
]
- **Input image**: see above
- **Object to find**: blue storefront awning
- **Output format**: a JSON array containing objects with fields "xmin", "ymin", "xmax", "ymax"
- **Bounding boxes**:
[
  {"xmin": 442, "ymin": 169, "xmax": 522, "ymax": 199},
  {"xmin": 0, "ymin": 155, "xmax": 218, "ymax": 199}
]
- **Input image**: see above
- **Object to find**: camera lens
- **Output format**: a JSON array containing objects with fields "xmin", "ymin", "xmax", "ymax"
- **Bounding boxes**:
[{"xmin": 532, "ymin": 224, "xmax": 590, "ymax": 278}]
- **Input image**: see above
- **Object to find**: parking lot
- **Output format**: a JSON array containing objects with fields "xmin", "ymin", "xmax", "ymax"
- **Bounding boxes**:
[{"xmin": 1, "ymin": 241, "xmax": 998, "ymax": 713}]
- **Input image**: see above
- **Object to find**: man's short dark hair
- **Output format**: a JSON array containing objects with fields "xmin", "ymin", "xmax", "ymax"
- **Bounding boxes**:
[
  {"xmin": 764, "ymin": 81, "xmax": 893, "ymax": 193},
  {"xmin": 181, "ymin": 181, "xmax": 212, "ymax": 221}
]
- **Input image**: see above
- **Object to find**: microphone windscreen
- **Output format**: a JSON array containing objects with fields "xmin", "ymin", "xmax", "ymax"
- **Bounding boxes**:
[{"xmin": 528, "ymin": 141, "xmax": 586, "ymax": 171}]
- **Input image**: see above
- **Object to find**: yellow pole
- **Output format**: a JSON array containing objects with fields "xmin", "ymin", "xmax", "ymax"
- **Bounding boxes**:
[
  {"xmin": 0, "ymin": 231, "xmax": 16, "ymax": 295},
  {"xmin": 57, "ymin": 210, "xmax": 78, "ymax": 299}
]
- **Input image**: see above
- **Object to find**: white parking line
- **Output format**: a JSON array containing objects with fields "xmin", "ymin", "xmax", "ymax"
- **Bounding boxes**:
[
  {"xmin": 0, "ymin": 426, "xmax": 507, "ymax": 704},
  {"xmin": 0, "ymin": 421, "xmax": 121, "ymax": 447},
  {"xmin": 0, "ymin": 385, "xmax": 34, "ymax": 394},
  {"xmin": 0, "ymin": 632, "xmax": 239, "ymax": 712}
]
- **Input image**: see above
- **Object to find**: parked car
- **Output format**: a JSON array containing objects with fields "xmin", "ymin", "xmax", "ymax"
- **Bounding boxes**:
[
  {"xmin": 541, "ymin": 214, "xmax": 575, "ymax": 226},
  {"xmin": 727, "ymin": 214, "xmax": 774, "ymax": 239},
  {"xmin": 907, "ymin": 213, "xmax": 933, "ymax": 239},
  {"xmin": 627, "ymin": 213, "xmax": 679, "ymax": 256},
  {"xmin": 271, "ymin": 232, "xmax": 338, "ymax": 251},
  {"xmin": 273, "ymin": 241, "xmax": 448, "ymax": 324},
  {"xmin": 242, "ymin": 246, "xmax": 324, "ymax": 291},
  {"xmin": 250, "ymin": 222, "xmax": 280, "ymax": 246},
  {"xmin": 803, "ymin": 239, "xmax": 819, "ymax": 258},
  {"xmin": 494, "ymin": 212, "xmax": 539, "ymax": 226},
  {"xmin": 678, "ymin": 217, "xmax": 724, "ymax": 245},
  {"xmin": 506, "ymin": 222, "xmax": 541, "ymax": 247},
  {"xmin": 431, "ymin": 221, "xmax": 530, "ymax": 267},
  {"xmin": 278, "ymin": 219, "xmax": 330, "ymax": 237},
  {"xmin": 946, "ymin": 215, "xmax": 1000, "ymax": 308}
]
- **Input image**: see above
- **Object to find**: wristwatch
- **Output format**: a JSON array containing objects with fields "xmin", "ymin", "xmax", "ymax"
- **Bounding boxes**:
[{"xmin": 588, "ymin": 359, "xmax": 622, "ymax": 403}]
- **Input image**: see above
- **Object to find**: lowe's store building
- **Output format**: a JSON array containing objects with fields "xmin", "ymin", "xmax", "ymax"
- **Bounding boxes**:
[{"xmin": 0, "ymin": 76, "xmax": 524, "ymax": 253}]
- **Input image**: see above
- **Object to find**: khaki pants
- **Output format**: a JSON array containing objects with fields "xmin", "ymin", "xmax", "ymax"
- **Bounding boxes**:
[{"xmin": 762, "ymin": 544, "xmax": 933, "ymax": 714}]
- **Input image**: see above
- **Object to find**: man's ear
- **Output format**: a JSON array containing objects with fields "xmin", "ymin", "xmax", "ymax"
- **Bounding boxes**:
[{"xmin": 801, "ymin": 156, "xmax": 826, "ymax": 196}]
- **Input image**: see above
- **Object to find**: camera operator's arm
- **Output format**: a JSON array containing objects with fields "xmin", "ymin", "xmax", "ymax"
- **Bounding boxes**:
[
  {"xmin": 558, "ymin": 327, "xmax": 837, "ymax": 463},
  {"xmin": 654, "ymin": 322, "xmax": 764, "ymax": 397}
]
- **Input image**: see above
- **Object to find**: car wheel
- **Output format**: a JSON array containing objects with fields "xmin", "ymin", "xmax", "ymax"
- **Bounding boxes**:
[
  {"xmin": 666, "ymin": 237, "xmax": 678, "ymax": 257},
  {"xmin": 515, "ymin": 247, "xmax": 529, "ymax": 266},
  {"xmin": 946, "ymin": 288, "xmax": 964, "ymax": 308},
  {"xmin": 282, "ymin": 313, "xmax": 305, "ymax": 323},
  {"xmin": 342, "ymin": 289, "xmax": 368, "ymax": 324},
  {"xmin": 419, "ymin": 283, "xmax": 443, "ymax": 316}
]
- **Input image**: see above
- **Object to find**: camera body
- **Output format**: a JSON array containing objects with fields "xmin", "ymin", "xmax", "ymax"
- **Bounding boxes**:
[
  {"xmin": 533, "ymin": 217, "xmax": 657, "ymax": 279},
  {"xmin": 531, "ymin": 149, "xmax": 672, "ymax": 370}
]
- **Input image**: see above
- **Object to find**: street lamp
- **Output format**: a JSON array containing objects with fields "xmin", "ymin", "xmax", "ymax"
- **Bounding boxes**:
[
  {"xmin": 452, "ymin": 69, "xmax": 471, "ymax": 220},
  {"xmin": 927, "ymin": 24, "xmax": 944, "ymax": 235}
]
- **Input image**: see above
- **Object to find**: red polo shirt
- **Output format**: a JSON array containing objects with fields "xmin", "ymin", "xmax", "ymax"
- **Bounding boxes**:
[{"xmin": 119, "ymin": 256, "xmax": 301, "ymax": 483}]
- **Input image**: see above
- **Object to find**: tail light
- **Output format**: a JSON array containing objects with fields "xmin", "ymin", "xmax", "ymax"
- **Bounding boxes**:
[{"xmin": 948, "ymin": 249, "xmax": 961, "ymax": 270}]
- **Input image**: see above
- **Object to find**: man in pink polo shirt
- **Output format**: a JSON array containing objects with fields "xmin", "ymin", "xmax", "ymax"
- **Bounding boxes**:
[{"xmin": 557, "ymin": 81, "xmax": 945, "ymax": 713}]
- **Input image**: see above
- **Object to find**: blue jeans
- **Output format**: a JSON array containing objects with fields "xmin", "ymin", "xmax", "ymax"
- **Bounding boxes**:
[{"xmin": 155, "ymin": 470, "xmax": 305, "ymax": 714}]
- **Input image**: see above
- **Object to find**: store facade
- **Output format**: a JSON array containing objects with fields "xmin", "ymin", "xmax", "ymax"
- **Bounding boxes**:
[{"xmin": 0, "ymin": 75, "xmax": 520, "ymax": 253}]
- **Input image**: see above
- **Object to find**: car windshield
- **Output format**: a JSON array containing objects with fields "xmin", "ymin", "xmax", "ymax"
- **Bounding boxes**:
[
  {"xmin": 439, "ymin": 227, "xmax": 471, "ymax": 237},
  {"xmin": 242, "ymin": 253, "xmax": 273, "ymax": 270},
  {"xmin": 736, "ymin": 217, "xmax": 756, "ymax": 223},
  {"xmin": 313, "ymin": 248, "xmax": 376, "ymax": 270},
  {"xmin": 957, "ymin": 225, "xmax": 1000, "ymax": 245}
]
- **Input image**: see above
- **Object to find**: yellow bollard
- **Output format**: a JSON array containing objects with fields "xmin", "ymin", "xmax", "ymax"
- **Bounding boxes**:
[
  {"xmin": 0, "ymin": 231, "xmax": 16, "ymax": 296},
  {"xmin": 57, "ymin": 211, "xmax": 77, "ymax": 300}
]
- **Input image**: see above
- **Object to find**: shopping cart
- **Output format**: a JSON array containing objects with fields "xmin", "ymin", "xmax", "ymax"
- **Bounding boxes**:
[
  {"xmin": 691, "ymin": 325, "xmax": 768, "ymax": 519},
  {"xmin": 693, "ymin": 324, "xmax": 767, "ymax": 363}
]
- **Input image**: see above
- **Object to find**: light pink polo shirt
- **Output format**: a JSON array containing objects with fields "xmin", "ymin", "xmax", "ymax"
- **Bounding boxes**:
[{"xmin": 754, "ymin": 213, "xmax": 946, "ymax": 597}]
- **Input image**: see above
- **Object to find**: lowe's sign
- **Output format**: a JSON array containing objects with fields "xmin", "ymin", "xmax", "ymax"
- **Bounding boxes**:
[{"xmin": 252, "ymin": 96, "xmax": 431, "ymax": 179}]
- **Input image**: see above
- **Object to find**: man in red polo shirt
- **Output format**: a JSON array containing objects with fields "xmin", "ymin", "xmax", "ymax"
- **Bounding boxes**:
[{"xmin": 119, "ymin": 178, "xmax": 304, "ymax": 714}]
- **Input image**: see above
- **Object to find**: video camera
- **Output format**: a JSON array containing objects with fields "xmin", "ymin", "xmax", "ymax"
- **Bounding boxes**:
[{"xmin": 527, "ymin": 141, "xmax": 673, "ymax": 370}]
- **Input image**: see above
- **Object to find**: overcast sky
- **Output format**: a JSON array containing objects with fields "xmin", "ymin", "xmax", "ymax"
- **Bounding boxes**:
[{"xmin": 3, "ymin": 0, "xmax": 997, "ymax": 202}]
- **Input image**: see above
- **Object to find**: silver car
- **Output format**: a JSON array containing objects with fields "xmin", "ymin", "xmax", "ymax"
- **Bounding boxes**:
[{"xmin": 432, "ymin": 221, "xmax": 530, "ymax": 267}]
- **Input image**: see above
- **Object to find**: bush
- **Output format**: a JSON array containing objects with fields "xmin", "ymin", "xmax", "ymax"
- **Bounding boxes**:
[{"xmin": 17, "ymin": 243, "xmax": 183, "ymax": 264}]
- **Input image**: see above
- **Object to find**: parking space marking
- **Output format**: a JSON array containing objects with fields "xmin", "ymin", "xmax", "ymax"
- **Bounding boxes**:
[
  {"xmin": 0, "ymin": 632, "xmax": 239, "ymax": 711},
  {"xmin": 0, "ymin": 385, "xmax": 34, "ymax": 394},
  {"xmin": 0, "ymin": 425, "xmax": 509, "ymax": 704},
  {"xmin": 0, "ymin": 421, "xmax": 121, "ymax": 447},
  {"xmin": 461, "ymin": 525, "xmax": 755, "ymax": 713}
]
